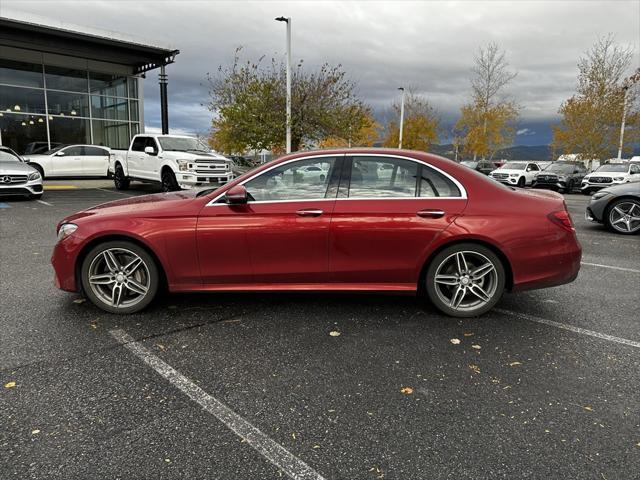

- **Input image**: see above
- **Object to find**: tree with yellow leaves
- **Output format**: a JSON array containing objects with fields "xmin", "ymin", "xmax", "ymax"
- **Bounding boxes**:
[
  {"xmin": 552, "ymin": 35, "xmax": 638, "ymax": 165},
  {"xmin": 318, "ymin": 109, "xmax": 381, "ymax": 148},
  {"xmin": 382, "ymin": 91, "xmax": 440, "ymax": 151},
  {"xmin": 455, "ymin": 42, "xmax": 519, "ymax": 160}
]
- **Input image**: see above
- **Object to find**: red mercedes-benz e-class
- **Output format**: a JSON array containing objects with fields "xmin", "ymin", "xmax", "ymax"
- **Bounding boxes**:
[{"xmin": 51, "ymin": 149, "xmax": 581, "ymax": 317}]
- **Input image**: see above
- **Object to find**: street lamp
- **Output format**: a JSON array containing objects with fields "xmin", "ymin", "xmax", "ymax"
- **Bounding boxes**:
[
  {"xmin": 398, "ymin": 87, "xmax": 405, "ymax": 149},
  {"xmin": 276, "ymin": 16, "xmax": 292, "ymax": 153},
  {"xmin": 617, "ymin": 67, "xmax": 640, "ymax": 160}
]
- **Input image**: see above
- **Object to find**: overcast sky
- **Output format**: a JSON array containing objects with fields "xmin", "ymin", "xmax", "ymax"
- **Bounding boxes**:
[{"xmin": 2, "ymin": 0, "xmax": 638, "ymax": 145}]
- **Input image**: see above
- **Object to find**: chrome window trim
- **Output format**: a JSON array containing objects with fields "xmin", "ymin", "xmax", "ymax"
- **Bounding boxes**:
[{"xmin": 205, "ymin": 152, "xmax": 467, "ymax": 207}]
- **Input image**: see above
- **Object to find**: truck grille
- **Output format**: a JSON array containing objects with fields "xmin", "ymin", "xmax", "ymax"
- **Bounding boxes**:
[
  {"xmin": 492, "ymin": 173, "xmax": 509, "ymax": 180},
  {"xmin": 536, "ymin": 174, "xmax": 558, "ymax": 183},
  {"xmin": 194, "ymin": 159, "xmax": 228, "ymax": 175},
  {"xmin": 0, "ymin": 174, "xmax": 28, "ymax": 185},
  {"xmin": 589, "ymin": 176, "xmax": 612, "ymax": 184}
]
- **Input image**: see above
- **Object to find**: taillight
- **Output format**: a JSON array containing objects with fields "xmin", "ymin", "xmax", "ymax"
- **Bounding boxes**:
[{"xmin": 548, "ymin": 210, "xmax": 575, "ymax": 233}]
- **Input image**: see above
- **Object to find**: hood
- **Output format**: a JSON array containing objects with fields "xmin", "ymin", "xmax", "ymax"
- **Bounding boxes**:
[
  {"xmin": 491, "ymin": 169, "xmax": 525, "ymax": 175},
  {"xmin": 585, "ymin": 170, "xmax": 627, "ymax": 177},
  {"xmin": 87, "ymin": 190, "xmax": 200, "ymax": 212},
  {"xmin": 0, "ymin": 161, "xmax": 37, "ymax": 175},
  {"xmin": 597, "ymin": 182, "xmax": 640, "ymax": 196}
]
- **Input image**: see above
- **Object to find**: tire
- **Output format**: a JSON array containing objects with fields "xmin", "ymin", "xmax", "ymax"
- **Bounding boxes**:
[
  {"xmin": 114, "ymin": 164, "xmax": 130, "ymax": 190},
  {"xmin": 424, "ymin": 243, "xmax": 506, "ymax": 318},
  {"xmin": 80, "ymin": 240, "xmax": 159, "ymax": 314},
  {"xmin": 161, "ymin": 169, "xmax": 180, "ymax": 192},
  {"xmin": 516, "ymin": 177, "xmax": 525, "ymax": 188},
  {"xmin": 604, "ymin": 198, "xmax": 640, "ymax": 235}
]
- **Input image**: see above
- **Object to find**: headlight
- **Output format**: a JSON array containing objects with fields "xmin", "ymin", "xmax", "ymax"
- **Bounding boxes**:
[
  {"xmin": 28, "ymin": 171, "xmax": 41, "ymax": 181},
  {"xmin": 558, "ymin": 175, "xmax": 566, "ymax": 181},
  {"xmin": 177, "ymin": 159, "xmax": 189, "ymax": 171},
  {"xmin": 509, "ymin": 174, "xmax": 520, "ymax": 177},
  {"xmin": 592, "ymin": 191, "xmax": 610, "ymax": 200},
  {"xmin": 57, "ymin": 223, "xmax": 78, "ymax": 241},
  {"xmin": 613, "ymin": 177, "xmax": 624, "ymax": 181}
]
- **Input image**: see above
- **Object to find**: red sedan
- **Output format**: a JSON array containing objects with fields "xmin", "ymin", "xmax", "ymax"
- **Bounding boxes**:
[{"xmin": 52, "ymin": 149, "xmax": 581, "ymax": 317}]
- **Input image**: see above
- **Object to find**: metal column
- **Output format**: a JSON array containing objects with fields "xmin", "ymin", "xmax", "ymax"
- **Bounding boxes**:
[{"xmin": 159, "ymin": 65, "xmax": 169, "ymax": 134}]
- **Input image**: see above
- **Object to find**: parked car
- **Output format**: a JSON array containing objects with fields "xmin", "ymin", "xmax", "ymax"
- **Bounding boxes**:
[
  {"xmin": 109, "ymin": 134, "xmax": 234, "ymax": 192},
  {"xmin": 460, "ymin": 160, "xmax": 495, "ymax": 175},
  {"xmin": 535, "ymin": 161, "xmax": 553, "ymax": 171},
  {"xmin": 581, "ymin": 162, "xmax": 640, "ymax": 194},
  {"xmin": 585, "ymin": 182, "xmax": 640, "ymax": 234},
  {"xmin": 532, "ymin": 161, "xmax": 587, "ymax": 193},
  {"xmin": 52, "ymin": 149, "xmax": 581, "ymax": 318},
  {"xmin": 24, "ymin": 141, "xmax": 62, "ymax": 155},
  {"xmin": 488, "ymin": 161, "xmax": 541, "ymax": 187},
  {"xmin": 0, "ymin": 146, "xmax": 43, "ymax": 199},
  {"xmin": 24, "ymin": 144, "xmax": 110, "ymax": 178}
]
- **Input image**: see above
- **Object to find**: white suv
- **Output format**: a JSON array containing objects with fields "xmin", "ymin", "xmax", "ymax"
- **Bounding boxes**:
[
  {"xmin": 489, "ymin": 161, "xmax": 541, "ymax": 188},
  {"xmin": 581, "ymin": 162, "xmax": 640, "ymax": 195}
]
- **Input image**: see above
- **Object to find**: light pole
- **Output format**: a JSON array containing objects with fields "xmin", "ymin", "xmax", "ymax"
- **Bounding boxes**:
[
  {"xmin": 276, "ymin": 16, "xmax": 292, "ymax": 153},
  {"xmin": 398, "ymin": 87, "xmax": 405, "ymax": 149},
  {"xmin": 617, "ymin": 68, "xmax": 640, "ymax": 161}
]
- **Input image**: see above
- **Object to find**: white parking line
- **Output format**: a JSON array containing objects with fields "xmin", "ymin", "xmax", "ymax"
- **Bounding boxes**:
[
  {"xmin": 495, "ymin": 309, "xmax": 640, "ymax": 349},
  {"xmin": 95, "ymin": 187, "xmax": 134, "ymax": 197},
  {"xmin": 36, "ymin": 199, "xmax": 52, "ymax": 206},
  {"xmin": 109, "ymin": 329, "xmax": 326, "ymax": 480},
  {"xmin": 581, "ymin": 262, "xmax": 640, "ymax": 273}
]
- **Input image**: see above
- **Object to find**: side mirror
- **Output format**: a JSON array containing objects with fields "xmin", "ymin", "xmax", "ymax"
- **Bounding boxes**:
[
  {"xmin": 144, "ymin": 146, "xmax": 156, "ymax": 155},
  {"xmin": 55, "ymin": 151, "xmax": 65, "ymax": 157},
  {"xmin": 224, "ymin": 185, "xmax": 248, "ymax": 204}
]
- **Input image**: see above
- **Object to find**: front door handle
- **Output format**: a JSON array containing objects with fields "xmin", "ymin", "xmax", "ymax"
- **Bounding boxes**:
[
  {"xmin": 417, "ymin": 209, "xmax": 445, "ymax": 219},
  {"xmin": 296, "ymin": 209, "xmax": 323, "ymax": 217}
]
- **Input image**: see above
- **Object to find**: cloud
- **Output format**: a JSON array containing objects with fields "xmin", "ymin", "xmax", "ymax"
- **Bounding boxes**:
[
  {"xmin": 517, "ymin": 128, "xmax": 536, "ymax": 136},
  {"xmin": 2, "ymin": 0, "xmax": 637, "ymax": 146}
]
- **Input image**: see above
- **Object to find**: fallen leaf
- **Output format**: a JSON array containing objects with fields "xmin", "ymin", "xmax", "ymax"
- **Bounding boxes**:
[
  {"xmin": 463, "ymin": 332, "xmax": 475, "ymax": 337},
  {"xmin": 400, "ymin": 386, "xmax": 413, "ymax": 394},
  {"xmin": 469, "ymin": 364, "xmax": 481, "ymax": 374},
  {"xmin": 329, "ymin": 331, "xmax": 341, "ymax": 337},
  {"xmin": 31, "ymin": 429, "xmax": 40, "ymax": 435},
  {"xmin": 4, "ymin": 381, "xmax": 16, "ymax": 388},
  {"xmin": 636, "ymin": 442, "xmax": 640, "ymax": 448},
  {"xmin": 471, "ymin": 345, "xmax": 482, "ymax": 350},
  {"xmin": 508, "ymin": 361, "xmax": 522, "ymax": 366},
  {"xmin": 312, "ymin": 444, "xmax": 320, "ymax": 449},
  {"xmin": 156, "ymin": 344, "xmax": 166, "ymax": 352},
  {"xmin": 292, "ymin": 432, "xmax": 296, "ymax": 440},
  {"xmin": 222, "ymin": 318, "xmax": 241, "ymax": 324},
  {"xmin": 73, "ymin": 298, "xmax": 86, "ymax": 304},
  {"xmin": 583, "ymin": 406, "xmax": 593, "ymax": 412},
  {"xmin": 164, "ymin": 458, "xmax": 171, "ymax": 463},
  {"xmin": 450, "ymin": 338, "xmax": 461, "ymax": 345}
]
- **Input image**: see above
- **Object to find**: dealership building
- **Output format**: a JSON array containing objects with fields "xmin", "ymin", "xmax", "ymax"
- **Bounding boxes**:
[{"xmin": 0, "ymin": 14, "xmax": 178, "ymax": 154}]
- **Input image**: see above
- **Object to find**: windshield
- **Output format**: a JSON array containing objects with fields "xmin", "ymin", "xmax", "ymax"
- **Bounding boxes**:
[
  {"xmin": 0, "ymin": 150, "xmax": 21, "ymax": 162},
  {"xmin": 158, "ymin": 137, "xmax": 210, "ymax": 152},
  {"xmin": 545, "ymin": 163, "xmax": 576, "ymax": 173},
  {"xmin": 596, "ymin": 164, "xmax": 628, "ymax": 173},
  {"xmin": 500, "ymin": 162, "xmax": 527, "ymax": 170}
]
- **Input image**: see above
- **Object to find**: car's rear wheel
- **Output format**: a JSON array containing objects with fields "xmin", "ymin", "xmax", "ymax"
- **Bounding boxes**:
[
  {"xmin": 81, "ymin": 241, "xmax": 159, "ymax": 314},
  {"xmin": 114, "ymin": 164, "xmax": 130, "ymax": 190},
  {"xmin": 161, "ymin": 169, "xmax": 180, "ymax": 192},
  {"xmin": 517, "ymin": 177, "xmax": 525, "ymax": 188},
  {"xmin": 605, "ymin": 198, "xmax": 640, "ymax": 235},
  {"xmin": 424, "ymin": 243, "xmax": 506, "ymax": 318}
]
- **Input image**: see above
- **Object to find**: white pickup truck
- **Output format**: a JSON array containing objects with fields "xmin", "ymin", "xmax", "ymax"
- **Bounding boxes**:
[{"xmin": 109, "ymin": 134, "xmax": 234, "ymax": 191}]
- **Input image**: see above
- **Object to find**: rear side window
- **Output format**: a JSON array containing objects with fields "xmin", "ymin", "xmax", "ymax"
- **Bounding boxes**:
[
  {"xmin": 63, "ymin": 146, "xmax": 83, "ymax": 156},
  {"xmin": 84, "ymin": 146, "xmax": 108, "ymax": 156},
  {"xmin": 348, "ymin": 157, "xmax": 418, "ymax": 198},
  {"xmin": 131, "ymin": 137, "xmax": 147, "ymax": 152},
  {"xmin": 419, "ymin": 165, "xmax": 461, "ymax": 198}
]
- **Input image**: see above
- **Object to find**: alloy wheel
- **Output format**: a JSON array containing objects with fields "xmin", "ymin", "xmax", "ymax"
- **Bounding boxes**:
[
  {"xmin": 608, "ymin": 201, "xmax": 640, "ymax": 234},
  {"xmin": 87, "ymin": 247, "xmax": 151, "ymax": 309},
  {"xmin": 433, "ymin": 250, "xmax": 499, "ymax": 313}
]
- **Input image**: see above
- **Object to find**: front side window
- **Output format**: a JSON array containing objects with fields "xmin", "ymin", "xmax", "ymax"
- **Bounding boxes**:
[
  {"xmin": 244, "ymin": 157, "xmax": 336, "ymax": 202},
  {"xmin": 131, "ymin": 137, "xmax": 147, "ymax": 152},
  {"xmin": 348, "ymin": 157, "xmax": 417, "ymax": 198}
]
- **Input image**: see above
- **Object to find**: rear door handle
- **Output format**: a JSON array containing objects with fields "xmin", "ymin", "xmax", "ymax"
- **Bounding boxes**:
[
  {"xmin": 296, "ymin": 209, "xmax": 323, "ymax": 217},
  {"xmin": 417, "ymin": 209, "xmax": 445, "ymax": 219}
]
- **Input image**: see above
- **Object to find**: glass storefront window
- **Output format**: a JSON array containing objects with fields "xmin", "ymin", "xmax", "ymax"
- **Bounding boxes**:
[
  {"xmin": 46, "ymin": 91, "xmax": 90, "ymax": 117},
  {"xmin": 129, "ymin": 100, "xmax": 139, "ymax": 121},
  {"xmin": 44, "ymin": 66, "xmax": 88, "ymax": 92},
  {"xmin": 92, "ymin": 120, "xmax": 130, "ymax": 149},
  {"xmin": 127, "ymin": 77, "xmax": 138, "ymax": 99},
  {"xmin": 0, "ymin": 60, "xmax": 43, "ymax": 88},
  {"xmin": 90, "ymin": 72, "xmax": 127, "ymax": 97},
  {"xmin": 48, "ymin": 116, "xmax": 90, "ymax": 145},
  {"xmin": 0, "ymin": 85, "xmax": 46, "ymax": 114},
  {"xmin": 0, "ymin": 112, "xmax": 48, "ymax": 154},
  {"xmin": 91, "ymin": 96, "xmax": 128, "ymax": 121}
]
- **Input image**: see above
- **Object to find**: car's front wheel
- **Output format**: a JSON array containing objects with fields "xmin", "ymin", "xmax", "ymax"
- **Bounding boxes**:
[
  {"xmin": 161, "ymin": 169, "xmax": 180, "ymax": 192},
  {"xmin": 424, "ymin": 243, "xmax": 506, "ymax": 317},
  {"xmin": 81, "ymin": 241, "xmax": 159, "ymax": 314},
  {"xmin": 605, "ymin": 198, "xmax": 640, "ymax": 235}
]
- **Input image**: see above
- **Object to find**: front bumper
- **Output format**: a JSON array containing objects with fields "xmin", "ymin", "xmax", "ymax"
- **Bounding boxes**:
[
  {"xmin": 176, "ymin": 172, "xmax": 235, "ymax": 190},
  {"xmin": 490, "ymin": 176, "xmax": 521, "ymax": 185},
  {"xmin": 532, "ymin": 181, "xmax": 565, "ymax": 191},
  {"xmin": 0, "ymin": 180, "xmax": 43, "ymax": 197}
]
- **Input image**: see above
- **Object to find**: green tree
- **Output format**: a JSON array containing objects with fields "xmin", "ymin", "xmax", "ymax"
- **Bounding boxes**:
[
  {"xmin": 207, "ymin": 48, "xmax": 369, "ymax": 154},
  {"xmin": 552, "ymin": 35, "xmax": 638, "ymax": 164}
]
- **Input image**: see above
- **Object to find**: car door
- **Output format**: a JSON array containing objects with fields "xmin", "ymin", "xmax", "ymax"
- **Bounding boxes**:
[
  {"xmin": 51, "ymin": 146, "xmax": 83, "ymax": 176},
  {"xmin": 140, "ymin": 137, "xmax": 160, "ymax": 180},
  {"xmin": 328, "ymin": 155, "xmax": 467, "ymax": 286},
  {"xmin": 81, "ymin": 146, "xmax": 109, "ymax": 176},
  {"xmin": 127, "ymin": 136, "xmax": 148, "ymax": 178},
  {"xmin": 525, "ymin": 163, "xmax": 540, "ymax": 184},
  {"xmin": 196, "ymin": 155, "xmax": 343, "ymax": 285},
  {"xmin": 629, "ymin": 164, "xmax": 640, "ymax": 182}
]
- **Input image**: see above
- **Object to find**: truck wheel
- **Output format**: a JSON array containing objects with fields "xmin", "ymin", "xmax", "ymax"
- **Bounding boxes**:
[
  {"xmin": 161, "ymin": 169, "xmax": 180, "ymax": 192},
  {"xmin": 114, "ymin": 164, "xmax": 130, "ymax": 190}
]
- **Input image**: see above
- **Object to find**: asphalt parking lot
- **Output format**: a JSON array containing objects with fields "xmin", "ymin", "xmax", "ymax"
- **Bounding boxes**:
[{"xmin": 1, "ymin": 182, "xmax": 639, "ymax": 479}]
